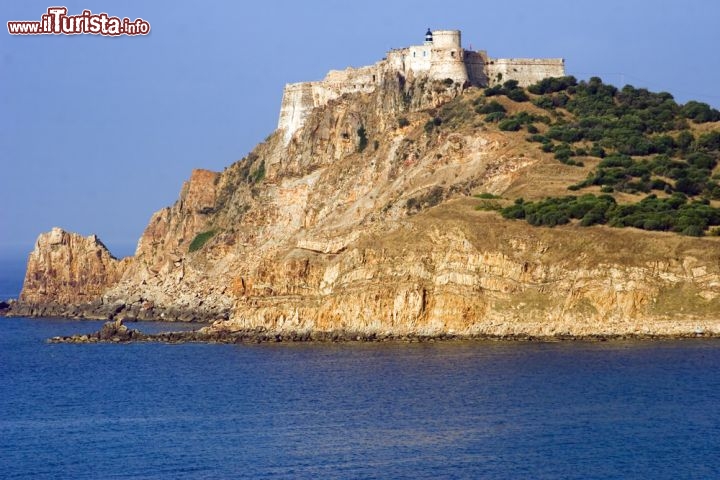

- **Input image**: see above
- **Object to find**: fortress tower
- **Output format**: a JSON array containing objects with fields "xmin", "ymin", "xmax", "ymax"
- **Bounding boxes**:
[{"xmin": 428, "ymin": 30, "xmax": 469, "ymax": 84}]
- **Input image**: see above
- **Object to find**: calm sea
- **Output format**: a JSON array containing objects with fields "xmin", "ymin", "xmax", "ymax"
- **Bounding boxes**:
[{"xmin": 1, "ymin": 260, "xmax": 720, "ymax": 478}]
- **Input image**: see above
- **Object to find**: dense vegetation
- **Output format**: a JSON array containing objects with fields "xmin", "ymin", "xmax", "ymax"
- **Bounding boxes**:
[
  {"xmin": 473, "ymin": 76, "xmax": 720, "ymax": 235},
  {"xmin": 501, "ymin": 194, "xmax": 720, "ymax": 237}
]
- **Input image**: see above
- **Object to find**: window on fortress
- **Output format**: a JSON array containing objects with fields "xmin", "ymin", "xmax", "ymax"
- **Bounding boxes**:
[
  {"xmin": 423, "ymin": 51, "xmax": 426, "ymax": 57},
  {"xmin": 413, "ymin": 52, "xmax": 416, "ymax": 57},
  {"xmin": 451, "ymin": 51, "xmax": 455, "ymax": 58}
]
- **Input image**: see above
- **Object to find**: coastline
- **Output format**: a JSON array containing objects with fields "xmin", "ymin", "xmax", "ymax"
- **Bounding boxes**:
[
  {"xmin": 45, "ymin": 319, "xmax": 720, "ymax": 345},
  {"xmin": 5, "ymin": 301, "xmax": 718, "ymax": 344}
]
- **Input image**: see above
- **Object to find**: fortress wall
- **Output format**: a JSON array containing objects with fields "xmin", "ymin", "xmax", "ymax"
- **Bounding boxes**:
[
  {"xmin": 464, "ymin": 50, "xmax": 488, "ymax": 86},
  {"xmin": 386, "ymin": 50, "xmax": 405, "ymax": 71},
  {"xmin": 324, "ymin": 64, "xmax": 379, "ymax": 88},
  {"xmin": 486, "ymin": 58, "xmax": 565, "ymax": 86},
  {"xmin": 405, "ymin": 46, "xmax": 432, "ymax": 73},
  {"xmin": 278, "ymin": 82, "xmax": 317, "ymax": 143},
  {"xmin": 386, "ymin": 47, "xmax": 432, "ymax": 78},
  {"xmin": 278, "ymin": 65, "xmax": 382, "ymax": 143}
]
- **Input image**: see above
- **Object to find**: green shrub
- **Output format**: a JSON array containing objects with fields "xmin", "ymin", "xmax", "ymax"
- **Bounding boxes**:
[
  {"xmin": 423, "ymin": 116, "xmax": 443, "ymax": 133},
  {"xmin": 528, "ymin": 76, "xmax": 578, "ymax": 95},
  {"xmin": 189, "ymin": 230, "xmax": 217, "ymax": 252},
  {"xmin": 485, "ymin": 85, "xmax": 504, "ymax": 97},
  {"xmin": 589, "ymin": 144, "xmax": 606, "ymax": 158},
  {"xmin": 507, "ymin": 88, "xmax": 529, "ymax": 102},
  {"xmin": 554, "ymin": 144, "xmax": 573, "ymax": 162},
  {"xmin": 484, "ymin": 111, "xmax": 506, "ymax": 123},
  {"xmin": 484, "ymin": 80, "xmax": 530, "ymax": 102},
  {"xmin": 499, "ymin": 119, "xmax": 522, "ymax": 131},
  {"xmin": 675, "ymin": 131, "xmax": 694, "ymax": 151},
  {"xmin": 696, "ymin": 131, "xmax": 720, "ymax": 151},
  {"xmin": 527, "ymin": 134, "xmax": 548, "ymax": 143},
  {"xmin": 476, "ymin": 101, "xmax": 506, "ymax": 114},
  {"xmin": 598, "ymin": 155, "xmax": 633, "ymax": 168},
  {"xmin": 681, "ymin": 224, "xmax": 705, "ymax": 237},
  {"xmin": 533, "ymin": 93, "xmax": 570, "ymax": 110},
  {"xmin": 407, "ymin": 186, "xmax": 444, "ymax": 211},
  {"xmin": 681, "ymin": 101, "xmax": 720, "ymax": 123},
  {"xmin": 533, "ymin": 95, "xmax": 555, "ymax": 110},
  {"xmin": 250, "ymin": 160, "xmax": 266, "ymax": 183},
  {"xmin": 475, "ymin": 200, "xmax": 502, "ymax": 211},
  {"xmin": 397, "ymin": 117, "xmax": 410, "ymax": 128}
]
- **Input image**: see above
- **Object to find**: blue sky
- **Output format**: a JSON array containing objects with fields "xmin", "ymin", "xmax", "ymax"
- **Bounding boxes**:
[{"xmin": 2, "ymin": 0, "xmax": 719, "ymax": 258}]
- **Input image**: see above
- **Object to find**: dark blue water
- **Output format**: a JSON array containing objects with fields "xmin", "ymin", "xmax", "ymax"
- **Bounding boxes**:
[{"xmin": 2, "ymin": 317, "xmax": 720, "ymax": 479}]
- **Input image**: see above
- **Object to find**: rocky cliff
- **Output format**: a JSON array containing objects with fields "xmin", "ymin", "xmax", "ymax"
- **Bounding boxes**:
[
  {"xmin": 12, "ymin": 227, "xmax": 130, "ymax": 318},
  {"xmin": 9, "ymin": 74, "xmax": 720, "ymax": 337}
]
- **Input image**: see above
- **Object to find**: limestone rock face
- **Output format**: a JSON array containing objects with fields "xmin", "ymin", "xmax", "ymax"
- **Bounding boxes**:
[
  {"xmin": 102, "ymin": 167, "xmax": 233, "ymax": 320},
  {"xmin": 217, "ymin": 209, "xmax": 720, "ymax": 337},
  {"xmin": 20, "ymin": 227, "xmax": 129, "ymax": 306},
  {"xmin": 14, "ymin": 73, "xmax": 720, "ymax": 336}
]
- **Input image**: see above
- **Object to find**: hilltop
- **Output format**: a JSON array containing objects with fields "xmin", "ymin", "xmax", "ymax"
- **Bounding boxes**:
[{"xmin": 5, "ymin": 40, "xmax": 720, "ymax": 339}]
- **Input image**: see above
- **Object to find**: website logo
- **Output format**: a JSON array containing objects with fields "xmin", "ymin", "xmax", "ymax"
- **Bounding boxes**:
[{"xmin": 8, "ymin": 7, "xmax": 151, "ymax": 36}]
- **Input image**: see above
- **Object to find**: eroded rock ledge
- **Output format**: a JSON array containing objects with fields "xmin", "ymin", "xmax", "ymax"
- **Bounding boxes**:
[
  {"xmin": 5, "ymin": 299, "xmax": 226, "ymax": 323},
  {"xmin": 49, "ymin": 320, "xmax": 719, "ymax": 345}
]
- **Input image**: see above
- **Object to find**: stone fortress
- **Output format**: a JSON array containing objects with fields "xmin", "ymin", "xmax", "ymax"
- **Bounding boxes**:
[{"xmin": 278, "ymin": 28, "xmax": 565, "ymax": 142}]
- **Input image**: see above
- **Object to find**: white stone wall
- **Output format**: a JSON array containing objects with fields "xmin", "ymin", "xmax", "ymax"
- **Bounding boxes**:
[
  {"xmin": 277, "ymin": 82, "xmax": 316, "ymax": 144},
  {"xmin": 486, "ymin": 58, "xmax": 565, "ymax": 87},
  {"xmin": 278, "ymin": 65, "xmax": 382, "ymax": 143},
  {"xmin": 406, "ymin": 46, "xmax": 432, "ymax": 73}
]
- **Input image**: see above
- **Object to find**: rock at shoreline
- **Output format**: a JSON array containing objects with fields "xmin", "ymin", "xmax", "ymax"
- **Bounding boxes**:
[
  {"xmin": 47, "ymin": 321, "xmax": 720, "ymax": 345},
  {"xmin": 50, "ymin": 319, "xmax": 145, "ymax": 344},
  {"xmin": 20, "ymin": 228, "xmax": 130, "ymax": 306}
]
